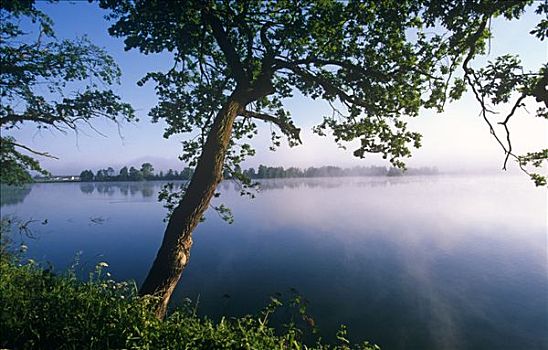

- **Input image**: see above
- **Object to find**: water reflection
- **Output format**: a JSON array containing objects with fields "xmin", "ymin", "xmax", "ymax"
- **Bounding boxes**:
[
  {"xmin": 1, "ymin": 176, "xmax": 546, "ymax": 350},
  {"xmin": 221, "ymin": 176, "xmax": 438, "ymax": 192},
  {"xmin": 79, "ymin": 183, "xmax": 95, "ymax": 194},
  {"xmin": 78, "ymin": 182, "xmax": 158, "ymax": 198},
  {"xmin": 75, "ymin": 177, "xmax": 441, "ymax": 199},
  {"xmin": 0, "ymin": 184, "xmax": 33, "ymax": 206}
]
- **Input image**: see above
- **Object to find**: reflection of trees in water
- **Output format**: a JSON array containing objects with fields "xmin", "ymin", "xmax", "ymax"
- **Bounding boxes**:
[
  {"xmin": 77, "ymin": 177, "xmax": 439, "ymax": 198},
  {"xmin": 141, "ymin": 186, "xmax": 154, "ymax": 198},
  {"xmin": 0, "ymin": 185, "xmax": 32, "ymax": 206},
  {"xmin": 78, "ymin": 182, "xmax": 159, "ymax": 198},
  {"xmin": 250, "ymin": 178, "xmax": 346, "ymax": 190},
  {"xmin": 96, "ymin": 183, "xmax": 116, "ymax": 196},
  {"xmin": 79, "ymin": 183, "xmax": 95, "ymax": 194},
  {"xmin": 236, "ymin": 176, "xmax": 440, "ymax": 191}
]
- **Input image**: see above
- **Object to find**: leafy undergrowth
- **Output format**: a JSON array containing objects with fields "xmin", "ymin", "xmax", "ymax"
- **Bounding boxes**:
[{"xmin": 0, "ymin": 250, "xmax": 379, "ymax": 350}]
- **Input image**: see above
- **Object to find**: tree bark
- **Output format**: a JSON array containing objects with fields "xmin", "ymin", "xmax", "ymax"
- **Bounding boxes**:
[{"xmin": 139, "ymin": 90, "xmax": 247, "ymax": 319}]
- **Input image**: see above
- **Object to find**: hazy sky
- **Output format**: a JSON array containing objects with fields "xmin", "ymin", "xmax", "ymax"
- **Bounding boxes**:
[{"xmin": 6, "ymin": 2, "xmax": 547, "ymax": 174}]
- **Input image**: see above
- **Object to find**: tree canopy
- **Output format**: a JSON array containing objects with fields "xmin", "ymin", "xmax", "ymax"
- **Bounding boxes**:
[
  {"xmin": 100, "ymin": 0, "xmax": 547, "ymax": 186},
  {"xmin": 0, "ymin": 0, "xmax": 135, "ymax": 185}
]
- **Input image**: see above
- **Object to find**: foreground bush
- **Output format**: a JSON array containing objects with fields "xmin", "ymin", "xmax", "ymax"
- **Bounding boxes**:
[{"xmin": 0, "ymin": 252, "xmax": 378, "ymax": 350}]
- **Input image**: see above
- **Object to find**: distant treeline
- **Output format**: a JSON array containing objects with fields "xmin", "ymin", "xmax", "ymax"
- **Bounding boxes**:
[
  {"xmin": 79, "ymin": 163, "xmax": 193, "ymax": 182},
  {"xmin": 77, "ymin": 163, "xmax": 438, "ymax": 182},
  {"xmin": 242, "ymin": 165, "xmax": 438, "ymax": 178}
]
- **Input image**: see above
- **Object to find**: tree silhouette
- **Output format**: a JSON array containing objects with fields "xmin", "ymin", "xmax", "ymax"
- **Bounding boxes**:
[{"xmin": 140, "ymin": 162, "xmax": 155, "ymax": 180}]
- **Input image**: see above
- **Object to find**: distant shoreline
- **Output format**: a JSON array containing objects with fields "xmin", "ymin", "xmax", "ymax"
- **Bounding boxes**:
[
  {"xmin": 32, "ymin": 174, "xmax": 441, "ymax": 184},
  {"xmin": 31, "ymin": 164, "xmax": 440, "ymax": 183}
]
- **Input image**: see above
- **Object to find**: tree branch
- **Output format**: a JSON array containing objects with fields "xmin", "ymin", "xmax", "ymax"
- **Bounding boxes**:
[
  {"xmin": 239, "ymin": 109, "xmax": 301, "ymax": 143},
  {"xmin": 202, "ymin": 9, "xmax": 248, "ymax": 85},
  {"xmin": 1, "ymin": 113, "xmax": 61, "ymax": 126},
  {"xmin": 461, "ymin": 14, "xmax": 520, "ymax": 171},
  {"xmin": 5, "ymin": 140, "xmax": 59, "ymax": 159},
  {"xmin": 275, "ymin": 60, "xmax": 381, "ymax": 112},
  {"xmin": 497, "ymin": 93, "xmax": 527, "ymax": 168},
  {"xmin": 275, "ymin": 56, "xmax": 442, "ymax": 83},
  {"xmin": 277, "ymin": 57, "xmax": 388, "ymax": 80}
]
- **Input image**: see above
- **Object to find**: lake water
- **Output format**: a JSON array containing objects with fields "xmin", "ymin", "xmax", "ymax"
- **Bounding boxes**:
[{"xmin": 1, "ymin": 176, "xmax": 546, "ymax": 350}]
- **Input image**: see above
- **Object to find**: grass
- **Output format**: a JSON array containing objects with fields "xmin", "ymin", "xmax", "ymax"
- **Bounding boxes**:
[{"xmin": 0, "ymin": 245, "xmax": 379, "ymax": 350}]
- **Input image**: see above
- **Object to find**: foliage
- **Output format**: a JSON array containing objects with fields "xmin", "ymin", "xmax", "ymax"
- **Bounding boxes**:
[
  {"xmin": 0, "ymin": 252, "xmax": 379, "ymax": 350},
  {"xmin": 0, "ymin": 137, "xmax": 49, "ymax": 185},
  {"xmin": 463, "ymin": 54, "xmax": 548, "ymax": 185},
  {"xmin": 140, "ymin": 162, "xmax": 155, "ymax": 179},
  {"xmin": 519, "ymin": 149, "xmax": 548, "ymax": 186},
  {"xmin": 99, "ymin": 0, "xmax": 547, "ymax": 191},
  {"xmin": 80, "ymin": 169, "xmax": 95, "ymax": 182},
  {"xmin": 0, "ymin": 0, "xmax": 135, "ymax": 185}
]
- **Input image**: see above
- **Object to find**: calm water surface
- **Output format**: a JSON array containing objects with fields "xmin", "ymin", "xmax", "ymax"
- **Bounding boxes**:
[{"xmin": 1, "ymin": 176, "xmax": 547, "ymax": 350}]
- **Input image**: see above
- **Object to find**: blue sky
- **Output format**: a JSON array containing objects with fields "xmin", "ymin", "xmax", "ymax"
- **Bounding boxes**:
[{"xmin": 6, "ymin": 2, "xmax": 547, "ymax": 174}]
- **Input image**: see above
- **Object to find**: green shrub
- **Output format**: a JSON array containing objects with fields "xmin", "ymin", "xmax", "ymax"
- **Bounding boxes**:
[{"xmin": 0, "ymin": 251, "xmax": 379, "ymax": 350}]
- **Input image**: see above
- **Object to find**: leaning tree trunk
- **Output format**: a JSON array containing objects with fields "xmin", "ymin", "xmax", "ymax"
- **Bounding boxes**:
[{"xmin": 139, "ymin": 91, "xmax": 246, "ymax": 319}]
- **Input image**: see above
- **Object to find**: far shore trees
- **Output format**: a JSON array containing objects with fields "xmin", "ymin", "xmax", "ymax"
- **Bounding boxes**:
[
  {"xmin": 78, "ymin": 163, "xmax": 195, "ymax": 182},
  {"xmin": 100, "ymin": 0, "xmax": 547, "ymax": 318},
  {"xmin": 76, "ymin": 163, "xmax": 435, "ymax": 182}
]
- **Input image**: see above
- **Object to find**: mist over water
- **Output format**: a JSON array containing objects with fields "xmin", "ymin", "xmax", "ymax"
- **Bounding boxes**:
[{"xmin": 1, "ymin": 175, "xmax": 546, "ymax": 350}]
